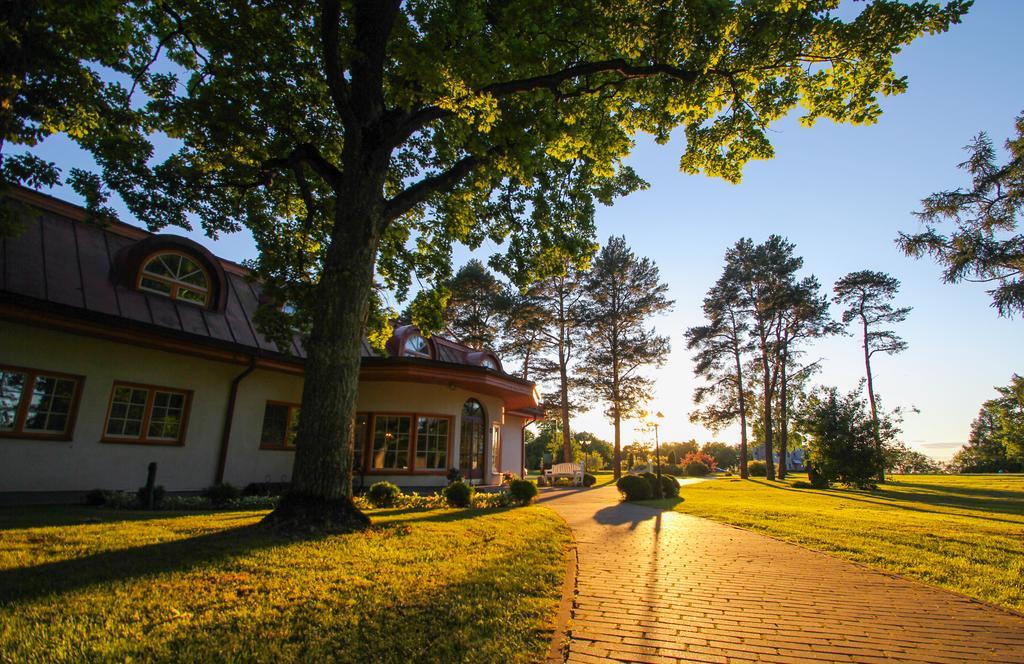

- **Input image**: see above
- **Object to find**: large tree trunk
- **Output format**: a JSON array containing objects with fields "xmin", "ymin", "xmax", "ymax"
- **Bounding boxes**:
[
  {"xmin": 862, "ymin": 316, "xmax": 885, "ymax": 482},
  {"xmin": 761, "ymin": 352, "xmax": 776, "ymax": 481},
  {"xmin": 264, "ymin": 175, "xmax": 383, "ymax": 531},
  {"xmin": 778, "ymin": 347, "xmax": 788, "ymax": 481}
]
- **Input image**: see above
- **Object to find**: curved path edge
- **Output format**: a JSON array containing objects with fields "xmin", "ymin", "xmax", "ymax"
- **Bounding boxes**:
[{"xmin": 538, "ymin": 484, "xmax": 1024, "ymax": 664}]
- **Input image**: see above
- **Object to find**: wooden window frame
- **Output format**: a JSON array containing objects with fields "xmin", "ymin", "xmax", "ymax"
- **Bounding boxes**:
[
  {"xmin": 365, "ymin": 411, "xmax": 454, "ymax": 476},
  {"xmin": 101, "ymin": 381, "xmax": 193, "ymax": 446},
  {"xmin": 0, "ymin": 364, "xmax": 84, "ymax": 441},
  {"xmin": 259, "ymin": 400, "xmax": 300, "ymax": 451},
  {"xmin": 351, "ymin": 412, "xmax": 370, "ymax": 472},
  {"xmin": 136, "ymin": 249, "xmax": 212, "ymax": 307}
]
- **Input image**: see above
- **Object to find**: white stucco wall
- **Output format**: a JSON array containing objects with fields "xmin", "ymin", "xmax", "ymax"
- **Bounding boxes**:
[
  {"xmin": 0, "ymin": 321, "xmax": 236, "ymax": 492},
  {"xmin": 1, "ymin": 321, "xmax": 526, "ymax": 494}
]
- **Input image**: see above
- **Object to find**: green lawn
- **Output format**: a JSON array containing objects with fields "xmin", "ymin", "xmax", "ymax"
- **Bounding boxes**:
[
  {"xmin": 655, "ymin": 474, "xmax": 1024, "ymax": 612},
  {"xmin": 0, "ymin": 505, "xmax": 569, "ymax": 663}
]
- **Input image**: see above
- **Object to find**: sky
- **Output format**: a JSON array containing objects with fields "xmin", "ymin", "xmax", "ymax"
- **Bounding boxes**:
[{"xmin": 22, "ymin": 1, "xmax": 1024, "ymax": 460}]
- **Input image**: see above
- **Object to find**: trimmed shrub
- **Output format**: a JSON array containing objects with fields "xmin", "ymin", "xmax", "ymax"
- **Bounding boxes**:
[
  {"xmin": 582, "ymin": 473, "xmax": 597, "ymax": 487},
  {"xmin": 442, "ymin": 480, "xmax": 475, "ymax": 507},
  {"xmin": 203, "ymin": 483, "xmax": 241, "ymax": 506},
  {"xmin": 747, "ymin": 460, "xmax": 768, "ymax": 477},
  {"xmin": 659, "ymin": 475, "xmax": 680, "ymax": 498},
  {"xmin": 472, "ymin": 491, "xmax": 513, "ymax": 508},
  {"xmin": 616, "ymin": 475, "xmax": 651, "ymax": 501},
  {"xmin": 508, "ymin": 479, "xmax": 538, "ymax": 505},
  {"xmin": 684, "ymin": 460, "xmax": 711, "ymax": 477},
  {"xmin": 136, "ymin": 485, "xmax": 165, "ymax": 508},
  {"xmin": 85, "ymin": 489, "xmax": 109, "ymax": 506},
  {"xmin": 243, "ymin": 482, "xmax": 289, "ymax": 497},
  {"xmin": 365, "ymin": 481, "xmax": 402, "ymax": 508}
]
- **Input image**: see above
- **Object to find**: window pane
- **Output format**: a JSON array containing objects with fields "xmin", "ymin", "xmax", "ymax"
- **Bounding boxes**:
[
  {"xmin": 415, "ymin": 417, "xmax": 449, "ymax": 470},
  {"xmin": 107, "ymin": 387, "xmax": 149, "ymax": 437},
  {"xmin": 352, "ymin": 414, "xmax": 368, "ymax": 471},
  {"xmin": 140, "ymin": 253, "xmax": 209, "ymax": 304},
  {"xmin": 143, "ymin": 256, "xmax": 174, "ymax": 278},
  {"xmin": 260, "ymin": 404, "xmax": 289, "ymax": 447},
  {"xmin": 139, "ymin": 277, "xmax": 172, "ymax": 294},
  {"xmin": 178, "ymin": 288, "xmax": 207, "ymax": 304},
  {"xmin": 147, "ymin": 390, "xmax": 185, "ymax": 440},
  {"xmin": 371, "ymin": 415, "xmax": 410, "ymax": 470},
  {"xmin": 286, "ymin": 407, "xmax": 299, "ymax": 447},
  {"xmin": 24, "ymin": 376, "xmax": 76, "ymax": 433},
  {"xmin": 0, "ymin": 371, "xmax": 26, "ymax": 431}
]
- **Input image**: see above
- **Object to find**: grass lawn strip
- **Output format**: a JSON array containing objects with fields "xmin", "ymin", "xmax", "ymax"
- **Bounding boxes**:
[
  {"xmin": 660, "ymin": 474, "xmax": 1024, "ymax": 613},
  {"xmin": 0, "ymin": 505, "xmax": 569, "ymax": 663}
]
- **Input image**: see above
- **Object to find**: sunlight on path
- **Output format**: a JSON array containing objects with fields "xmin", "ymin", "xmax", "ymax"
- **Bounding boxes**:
[{"xmin": 539, "ymin": 484, "xmax": 1024, "ymax": 663}]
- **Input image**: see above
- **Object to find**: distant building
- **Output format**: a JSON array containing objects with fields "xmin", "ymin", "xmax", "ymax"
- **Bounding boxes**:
[
  {"xmin": 0, "ymin": 186, "xmax": 541, "ymax": 501},
  {"xmin": 751, "ymin": 444, "xmax": 806, "ymax": 471}
]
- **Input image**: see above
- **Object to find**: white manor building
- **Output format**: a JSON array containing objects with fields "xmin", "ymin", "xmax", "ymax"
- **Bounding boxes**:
[{"xmin": 0, "ymin": 186, "xmax": 540, "ymax": 501}]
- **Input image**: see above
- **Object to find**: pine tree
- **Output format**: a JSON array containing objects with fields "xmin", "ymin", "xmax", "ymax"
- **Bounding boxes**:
[
  {"xmin": 579, "ymin": 237, "xmax": 673, "ymax": 480},
  {"xmin": 833, "ymin": 271, "xmax": 911, "ymax": 482}
]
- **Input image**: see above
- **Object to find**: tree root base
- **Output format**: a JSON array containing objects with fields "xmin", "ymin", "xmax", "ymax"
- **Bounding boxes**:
[{"xmin": 262, "ymin": 493, "xmax": 370, "ymax": 535}]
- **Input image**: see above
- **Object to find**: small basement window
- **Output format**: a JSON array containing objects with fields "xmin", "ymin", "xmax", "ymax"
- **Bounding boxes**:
[{"xmin": 137, "ymin": 251, "xmax": 211, "ymax": 306}]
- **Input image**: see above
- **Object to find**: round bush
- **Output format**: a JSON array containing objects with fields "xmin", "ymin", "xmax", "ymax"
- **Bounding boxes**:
[
  {"xmin": 508, "ymin": 479, "xmax": 538, "ymax": 505},
  {"xmin": 442, "ymin": 480, "xmax": 475, "ymax": 507},
  {"xmin": 136, "ymin": 485, "xmax": 165, "ymax": 508},
  {"xmin": 582, "ymin": 473, "xmax": 597, "ymax": 487},
  {"xmin": 365, "ymin": 481, "xmax": 401, "ymax": 508},
  {"xmin": 684, "ymin": 460, "xmax": 711, "ymax": 477},
  {"xmin": 639, "ymin": 471, "xmax": 658, "ymax": 495},
  {"xmin": 85, "ymin": 489, "xmax": 108, "ymax": 506},
  {"xmin": 659, "ymin": 475, "xmax": 680, "ymax": 498},
  {"xmin": 747, "ymin": 460, "xmax": 768, "ymax": 477},
  {"xmin": 203, "ymin": 482, "xmax": 241, "ymax": 506},
  {"xmin": 616, "ymin": 475, "xmax": 652, "ymax": 501}
]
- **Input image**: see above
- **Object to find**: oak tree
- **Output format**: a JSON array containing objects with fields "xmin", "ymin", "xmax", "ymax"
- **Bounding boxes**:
[{"xmin": 7, "ymin": 0, "xmax": 969, "ymax": 527}]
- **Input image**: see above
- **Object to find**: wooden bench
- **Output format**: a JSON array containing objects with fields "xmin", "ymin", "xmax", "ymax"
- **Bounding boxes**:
[{"xmin": 544, "ymin": 462, "xmax": 585, "ymax": 486}]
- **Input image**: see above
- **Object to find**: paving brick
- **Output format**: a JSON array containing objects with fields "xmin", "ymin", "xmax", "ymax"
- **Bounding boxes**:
[{"xmin": 539, "ymin": 484, "xmax": 1024, "ymax": 663}]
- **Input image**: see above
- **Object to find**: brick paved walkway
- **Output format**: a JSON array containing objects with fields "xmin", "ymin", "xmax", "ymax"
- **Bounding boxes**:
[{"xmin": 538, "ymin": 484, "xmax": 1024, "ymax": 663}]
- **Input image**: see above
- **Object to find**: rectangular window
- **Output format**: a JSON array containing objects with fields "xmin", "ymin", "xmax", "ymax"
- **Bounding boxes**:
[
  {"xmin": 103, "ymin": 382, "xmax": 191, "ymax": 445},
  {"xmin": 415, "ymin": 416, "xmax": 450, "ymax": 471},
  {"xmin": 260, "ymin": 402, "xmax": 299, "ymax": 449},
  {"xmin": 0, "ymin": 365, "xmax": 82, "ymax": 439},
  {"xmin": 352, "ymin": 413, "xmax": 368, "ymax": 472},
  {"xmin": 371, "ymin": 415, "xmax": 411, "ymax": 470}
]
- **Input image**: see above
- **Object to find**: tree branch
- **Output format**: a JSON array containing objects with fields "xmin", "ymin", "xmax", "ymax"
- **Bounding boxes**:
[
  {"xmin": 318, "ymin": 0, "xmax": 355, "ymax": 128},
  {"xmin": 261, "ymin": 143, "xmax": 342, "ymax": 187},
  {"xmin": 383, "ymin": 151, "xmax": 490, "ymax": 222},
  {"xmin": 390, "ymin": 58, "xmax": 698, "ymax": 148}
]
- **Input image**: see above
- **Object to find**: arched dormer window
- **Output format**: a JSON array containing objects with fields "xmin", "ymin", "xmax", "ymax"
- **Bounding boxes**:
[
  {"xmin": 403, "ymin": 333, "xmax": 432, "ymax": 359},
  {"xmin": 137, "ymin": 251, "xmax": 211, "ymax": 306},
  {"xmin": 467, "ymin": 351, "xmax": 502, "ymax": 372}
]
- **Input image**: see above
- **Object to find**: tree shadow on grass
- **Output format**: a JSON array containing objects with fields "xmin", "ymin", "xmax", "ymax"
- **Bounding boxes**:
[
  {"xmin": 0, "ymin": 522, "xmax": 325, "ymax": 606},
  {"xmin": 0, "ymin": 505, "xmax": 241, "ymax": 532}
]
